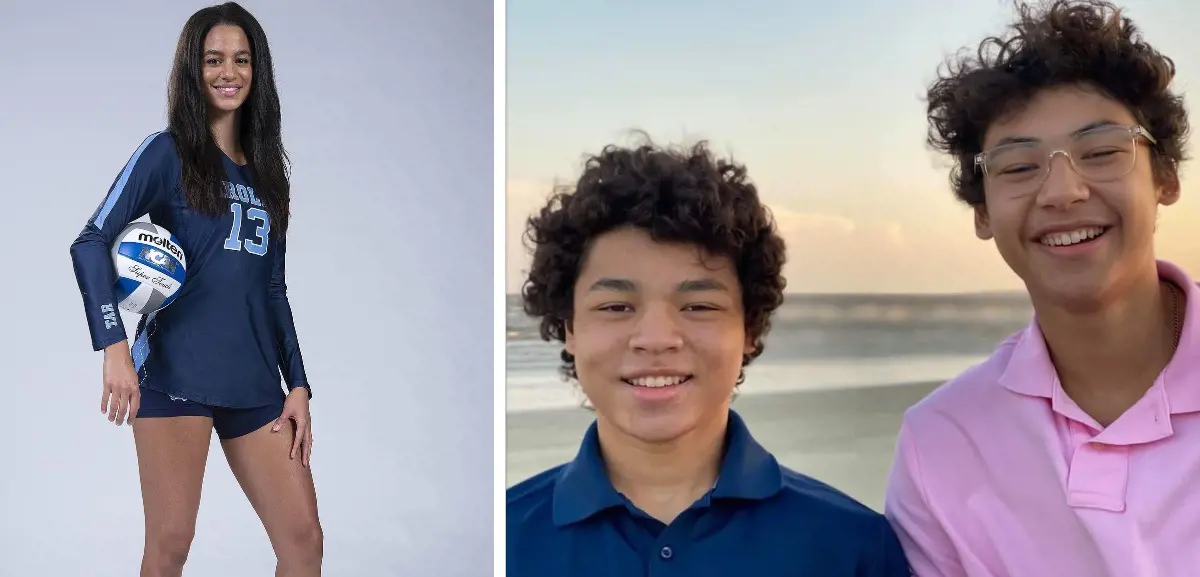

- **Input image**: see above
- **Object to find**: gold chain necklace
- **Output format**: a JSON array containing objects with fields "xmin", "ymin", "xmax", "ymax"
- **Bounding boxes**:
[{"xmin": 1166, "ymin": 281, "xmax": 1183, "ymax": 351}]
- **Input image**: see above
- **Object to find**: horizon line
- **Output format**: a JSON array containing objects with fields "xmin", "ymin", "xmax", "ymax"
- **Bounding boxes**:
[{"xmin": 503, "ymin": 290, "xmax": 1028, "ymax": 297}]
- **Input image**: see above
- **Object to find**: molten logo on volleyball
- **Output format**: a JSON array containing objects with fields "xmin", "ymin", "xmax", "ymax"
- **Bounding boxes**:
[{"xmin": 111, "ymin": 223, "xmax": 188, "ymax": 315}]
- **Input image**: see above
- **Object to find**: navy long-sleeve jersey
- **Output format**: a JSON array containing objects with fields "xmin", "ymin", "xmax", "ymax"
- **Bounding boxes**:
[{"xmin": 70, "ymin": 131, "xmax": 309, "ymax": 408}]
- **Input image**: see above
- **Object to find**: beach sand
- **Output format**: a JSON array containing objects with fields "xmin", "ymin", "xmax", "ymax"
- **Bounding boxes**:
[{"xmin": 506, "ymin": 380, "xmax": 941, "ymax": 512}]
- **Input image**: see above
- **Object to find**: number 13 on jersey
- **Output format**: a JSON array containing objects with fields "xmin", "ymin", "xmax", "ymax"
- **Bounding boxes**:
[{"xmin": 224, "ymin": 203, "xmax": 270, "ymax": 256}]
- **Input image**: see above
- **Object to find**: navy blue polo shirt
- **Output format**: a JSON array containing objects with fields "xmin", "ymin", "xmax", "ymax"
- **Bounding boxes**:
[{"xmin": 507, "ymin": 410, "xmax": 910, "ymax": 576}]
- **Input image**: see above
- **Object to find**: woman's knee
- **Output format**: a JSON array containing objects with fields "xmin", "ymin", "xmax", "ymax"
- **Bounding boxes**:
[
  {"xmin": 145, "ymin": 525, "xmax": 197, "ymax": 566},
  {"xmin": 278, "ymin": 518, "xmax": 323, "ymax": 564}
]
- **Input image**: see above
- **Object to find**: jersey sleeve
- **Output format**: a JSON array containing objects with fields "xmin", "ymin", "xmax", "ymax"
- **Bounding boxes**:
[
  {"xmin": 884, "ymin": 422, "xmax": 966, "ymax": 577},
  {"xmin": 270, "ymin": 234, "xmax": 311, "ymax": 398},
  {"xmin": 69, "ymin": 131, "xmax": 180, "ymax": 351}
]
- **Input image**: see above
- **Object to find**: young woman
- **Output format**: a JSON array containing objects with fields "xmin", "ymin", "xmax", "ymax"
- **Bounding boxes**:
[
  {"xmin": 885, "ymin": 1, "xmax": 1197, "ymax": 575},
  {"xmin": 69, "ymin": 3, "xmax": 322, "ymax": 575}
]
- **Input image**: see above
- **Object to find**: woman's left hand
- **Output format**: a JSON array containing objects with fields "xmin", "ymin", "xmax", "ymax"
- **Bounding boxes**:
[{"xmin": 272, "ymin": 387, "xmax": 313, "ymax": 467}]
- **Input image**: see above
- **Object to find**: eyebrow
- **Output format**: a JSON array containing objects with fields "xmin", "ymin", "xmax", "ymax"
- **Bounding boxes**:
[
  {"xmin": 677, "ymin": 278, "xmax": 729, "ymax": 292},
  {"xmin": 204, "ymin": 49, "xmax": 251, "ymax": 57},
  {"xmin": 992, "ymin": 120, "xmax": 1121, "ymax": 147},
  {"xmin": 586, "ymin": 277, "xmax": 729, "ymax": 293}
]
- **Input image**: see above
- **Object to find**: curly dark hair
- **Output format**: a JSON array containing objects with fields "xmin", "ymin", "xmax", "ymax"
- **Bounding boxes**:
[
  {"xmin": 521, "ymin": 139, "xmax": 787, "ymax": 384},
  {"xmin": 927, "ymin": 0, "xmax": 1189, "ymax": 206}
]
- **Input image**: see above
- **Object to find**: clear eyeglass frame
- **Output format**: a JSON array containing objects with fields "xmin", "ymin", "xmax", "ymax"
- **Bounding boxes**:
[{"xmin": 973, "ymin": 124, "xmax": 1158, "ymax": 193}]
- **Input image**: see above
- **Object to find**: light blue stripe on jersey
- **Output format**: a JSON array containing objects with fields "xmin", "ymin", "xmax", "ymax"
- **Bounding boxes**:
[
  {"xmin": 94, "ymin": 131, "xmax": 165, "ymax": 229},
  {"xmin": 132, "ymin": 310, "xmax": 157, "ymax": 372}
]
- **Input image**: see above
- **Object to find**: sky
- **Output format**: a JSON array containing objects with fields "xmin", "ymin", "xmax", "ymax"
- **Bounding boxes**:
[
  {"xmin": 506, "ymin": 0, "xmax": 1200, "ymax": 294},
  {"xmin": 0, "ymin": 1, "xmax": 490, "ymax": 574}
]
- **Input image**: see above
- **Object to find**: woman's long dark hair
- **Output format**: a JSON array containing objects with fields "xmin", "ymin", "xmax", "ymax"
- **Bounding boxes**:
[{"xmin": 167, "ymin": 2, "xmax": 290, "ymax": 236}]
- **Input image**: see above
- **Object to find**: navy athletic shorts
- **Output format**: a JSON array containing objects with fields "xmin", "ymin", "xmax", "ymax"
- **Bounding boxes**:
[{"xmin": 136, "ymin": 386, "xmax": 284, "ymax": 440}]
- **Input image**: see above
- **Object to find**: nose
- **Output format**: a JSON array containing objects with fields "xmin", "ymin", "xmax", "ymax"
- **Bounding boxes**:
[
  {"xmin": 628, "ymin": 304, "xmax": 683, "ymax": 354},
  {"xmin": 220, "ymin": 60, "xmax": 237, "ymax": 80},
  {"xmin": 1037, "ymin": 150, "xmax": 1090, "ymax": 209}
]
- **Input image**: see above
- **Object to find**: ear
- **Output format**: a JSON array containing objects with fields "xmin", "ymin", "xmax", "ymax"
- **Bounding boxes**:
[
  {"xmin": 743, "ymin": 334, "xmax": 755, "ymax": 358},
  {"xmin": 974, "ymin": 205, "xmax": 994, "ymax": 240},
  {"xmin": 1159, "ymin": 170, "xmax": 1182, "ymax": 207},
  {"xmin": 564, "ymin": 318, "xmax": 575, "ymax": 355}
]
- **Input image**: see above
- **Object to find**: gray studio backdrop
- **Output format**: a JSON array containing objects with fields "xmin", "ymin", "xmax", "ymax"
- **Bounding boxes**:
[{"xmin": 0, "ymin": 1, "xmax": 492, "ymax": 574}]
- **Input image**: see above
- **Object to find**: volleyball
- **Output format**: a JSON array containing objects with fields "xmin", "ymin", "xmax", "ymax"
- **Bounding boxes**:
[{"xmin": 111, "ymin": 222, "xmax": 187, "ymax": 315}]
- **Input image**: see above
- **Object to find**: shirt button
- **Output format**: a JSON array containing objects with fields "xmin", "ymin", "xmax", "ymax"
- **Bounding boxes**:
[{"xmin": 659, "ymin": 546, "xmax": 673, "ymax": 560}]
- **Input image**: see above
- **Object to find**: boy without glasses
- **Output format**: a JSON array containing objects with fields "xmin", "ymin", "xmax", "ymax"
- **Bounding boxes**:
[{"xmin": 508, "ymin": 140, "xmax": 910, "ymax": 576}]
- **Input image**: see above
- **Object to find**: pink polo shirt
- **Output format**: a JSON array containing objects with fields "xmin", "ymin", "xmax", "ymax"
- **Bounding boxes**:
[{"xmin": 885, "ymin": 260, "xmax": 1200, "ymax": 577}]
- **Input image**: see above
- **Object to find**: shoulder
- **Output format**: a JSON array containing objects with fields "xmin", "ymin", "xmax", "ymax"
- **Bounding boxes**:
[
  {"xmin": 505, "ymin": 464, "xmax": 583, "ymax": 575},
  {"xmin": 890, "ymin": 328, "xmax": 1036, "ymax": 493},
  {"xmin": 772, "ymin": 467, "xmax": 902, "ymax": 560},
  {"xmin": 126, "ymin": 130, "xmax": 182, "ymax": 173},
  {"xmin": 506, "ymin": 464, "xmax": 564, "ymax": 522},
  {"xmin": 506, "ymin": 464, "xmax": 567, "ymax": 553},
  {"xmin": 902, "ymin": 329, "xmax": 1024, "ymax": 428},
  {"xmin": 776, "ymin": 466, "xmax": 889, "ymax": 527},
  {"xmin": 134, "ymin": 130, "xmax": 178, "ymax": 157}
]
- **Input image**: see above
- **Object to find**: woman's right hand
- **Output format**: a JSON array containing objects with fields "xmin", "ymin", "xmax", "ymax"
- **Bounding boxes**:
[{"xmin": 101, "ymin": 341, "xmax": 140, "ymax": 426}]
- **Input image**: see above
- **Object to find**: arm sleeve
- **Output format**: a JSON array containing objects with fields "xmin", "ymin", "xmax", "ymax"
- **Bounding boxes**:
[
  {"xmin": 884, "ymin": 423, "xmax": 966, "ymax": 577},
  {"xmin": 270, "ymin": 234, "xmax": 311, "ymax": 398},
  {"xmin": 69, "ymin": 131, "xmax": 178, "ymax": 351}
]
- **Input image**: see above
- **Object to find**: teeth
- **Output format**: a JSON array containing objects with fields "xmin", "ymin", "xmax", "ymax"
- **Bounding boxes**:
[
  {"xmin": 1041, "ymin": 226, "xmax": 1105, "ymax": 247},
  {"xmin": 628, "ymin": 376, "xmax": 687, "ymax": 388}
]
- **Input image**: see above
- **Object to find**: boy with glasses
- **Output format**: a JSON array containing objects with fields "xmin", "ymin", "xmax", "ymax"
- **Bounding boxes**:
[{"xmin": 885, "ymin": 1, "xmax": 1198, "ymax": 575}]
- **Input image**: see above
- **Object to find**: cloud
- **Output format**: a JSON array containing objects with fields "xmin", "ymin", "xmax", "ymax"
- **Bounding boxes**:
[
  {"xmin": 770, "ymin": 208, "xmax": 857, "ymax": 237},
  {"xmin": 770, "ymin": 206, "xmax": 908, "ymax": 251},
  {"xmin": 503, "ymin": 179, "xmax": 1008, "ymax": 293},
  {"xmin": 884, "ymin": 221, "xmax": 907, "ymax": 249}
]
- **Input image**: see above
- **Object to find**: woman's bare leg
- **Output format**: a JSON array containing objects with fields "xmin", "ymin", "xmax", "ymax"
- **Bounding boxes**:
[
  {"xmin": 132, "ymin": 416, "xmax": 213, "ymax": 577},
  {"xmin": 221, "ymin": 420, "xmax": 322, "ymax": 576}
]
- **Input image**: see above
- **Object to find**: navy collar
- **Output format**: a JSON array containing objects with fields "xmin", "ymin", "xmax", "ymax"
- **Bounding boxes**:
[{"xmin": 551, "ymin": 409, "xmax": 783, "ymax": 527}]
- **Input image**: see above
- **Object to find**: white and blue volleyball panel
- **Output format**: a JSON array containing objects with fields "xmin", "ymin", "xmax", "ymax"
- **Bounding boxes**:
[{"xmin": 110, "ymin": 222, "xmax": 188, "ymax": 315}]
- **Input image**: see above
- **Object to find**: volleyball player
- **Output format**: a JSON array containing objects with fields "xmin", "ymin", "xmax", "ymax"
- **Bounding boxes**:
[{"xmin": 69, "ymin": 3, "xmax": 322, "ymax": 575}]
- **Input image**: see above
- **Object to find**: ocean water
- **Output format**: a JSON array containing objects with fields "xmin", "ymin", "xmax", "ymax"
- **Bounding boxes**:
[{"xmin": 506, "ymin": 293, "xmax": 1035, "ymax": 412}]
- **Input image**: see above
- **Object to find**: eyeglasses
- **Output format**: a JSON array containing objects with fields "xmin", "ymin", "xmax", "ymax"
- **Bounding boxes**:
[{"xmin": 974, "ymin": 124, "xmax": 1157, "ymax": 195}]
